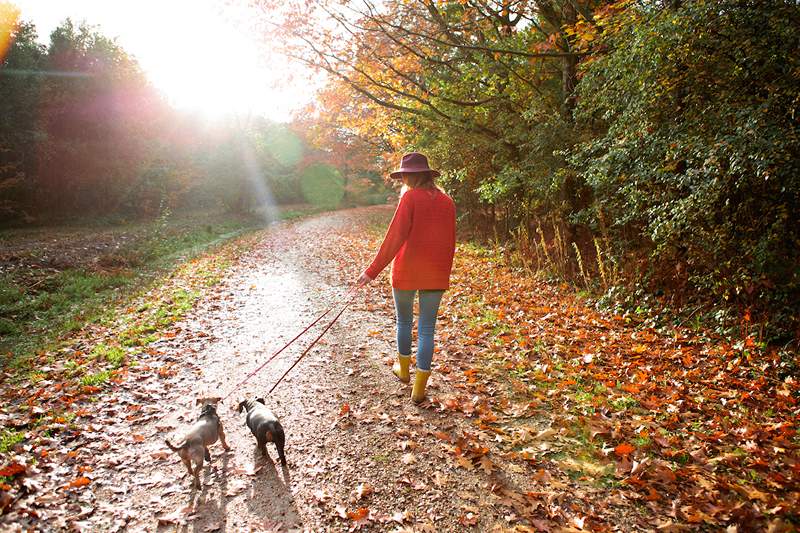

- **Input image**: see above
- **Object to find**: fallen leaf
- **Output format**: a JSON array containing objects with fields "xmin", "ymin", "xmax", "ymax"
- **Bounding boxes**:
[
  {"xmin": 455, "ymin": 456, "xmax": 475, "ymax": 471},
  {"xmin": 614, "ymin": 443, "xmax": 635, "ymax": 457},
  {"xmin": 63, "ymin": 477, "xmax": 91, "ymax": 489},
  {"xmin": 0, "ymin": 463, "xmax": 25, "ymax": 477},
  {"xmin": 355, "ymin": 483, "xmax": 374, "ymax": 500}
]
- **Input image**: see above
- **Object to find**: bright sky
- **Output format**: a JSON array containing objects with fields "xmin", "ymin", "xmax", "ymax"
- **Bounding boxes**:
[{"xmin": 11, "ymin": 0, "xmax": 314, "ymax": 122}]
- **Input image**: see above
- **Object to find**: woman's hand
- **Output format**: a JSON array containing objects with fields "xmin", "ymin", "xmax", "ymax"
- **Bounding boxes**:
[{"xmin": 356, "ymin": 272, "xmax": 374, "ymax": 287}]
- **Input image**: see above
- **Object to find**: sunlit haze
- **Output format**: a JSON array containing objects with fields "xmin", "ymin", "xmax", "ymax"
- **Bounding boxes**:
[{"xmin": 11, "ymin": 0, "xmax": 313, "ymax": 121}]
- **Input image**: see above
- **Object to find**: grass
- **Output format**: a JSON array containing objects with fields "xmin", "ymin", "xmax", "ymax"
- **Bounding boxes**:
[
  {"xmin": 0, "ymin": 429, "xmax": 25, "ymax": 453},
  {"xmin": 90, "ymin": 343, "xmax": 126, "ymax": 368},
  {"xmin": 0, "ymin": 206, "xmax": 324, "ymax": 372},
  {"xmin": 80, "ymin": 370, "xmax": 113, "ymax": 387}
]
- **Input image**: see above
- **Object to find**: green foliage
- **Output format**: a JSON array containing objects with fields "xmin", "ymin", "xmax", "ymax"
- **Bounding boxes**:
[
  {"xmin": 572, "ymin": 0, "xmax": 800, "ymax": 342},
  {"xmin": 300, "ymin": 163, "xmax": 345, "ymax": 208},
  {"xmin": 0, "ymin": 15, "xmax": 45, "ymax": 217},
  {"xmin": 0, "ymin": 428, "xmax": 24, "ymax": 453}
]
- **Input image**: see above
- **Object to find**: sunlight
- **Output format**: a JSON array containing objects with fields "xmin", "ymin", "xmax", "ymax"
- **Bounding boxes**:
[{"xmin": 11, "ymin": 0, "xmax": 312, "ymax": 121}]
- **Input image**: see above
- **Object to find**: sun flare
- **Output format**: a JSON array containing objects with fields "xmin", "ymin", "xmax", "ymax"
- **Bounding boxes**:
[{"xmin": 11, "ymin": 0, "xmax": 311, "ymax": 121}]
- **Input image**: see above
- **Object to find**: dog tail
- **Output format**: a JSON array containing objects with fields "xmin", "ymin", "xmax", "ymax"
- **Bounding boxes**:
[{"xmin": 165, "ymin": 439, "xmax": 186, "ymax": 452}]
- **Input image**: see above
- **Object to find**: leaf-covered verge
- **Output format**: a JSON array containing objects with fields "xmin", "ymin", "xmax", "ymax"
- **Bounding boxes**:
[
  {"xmin": 349, "ymin": 223, "xmax": 799, "ymax": 530},
  {"xmin": 0, "ymin": 211, "xmax": 252, "ymax": 371}
]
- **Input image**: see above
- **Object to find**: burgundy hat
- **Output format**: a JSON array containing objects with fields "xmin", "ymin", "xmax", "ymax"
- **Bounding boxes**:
[{"xmin": 389, "ymin": 152, "xmax": 440, "ymax": 179}]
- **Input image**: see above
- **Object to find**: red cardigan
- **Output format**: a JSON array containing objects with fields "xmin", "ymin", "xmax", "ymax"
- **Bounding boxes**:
[{"xmin": 365, "ymin": 188, "xmax": 456, "ymax": 290}]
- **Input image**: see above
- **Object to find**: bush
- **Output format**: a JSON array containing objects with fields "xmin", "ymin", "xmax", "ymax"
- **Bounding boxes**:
[{"xmin": 571, "ymin": 0, "xmax": 800, "ymax": 342}]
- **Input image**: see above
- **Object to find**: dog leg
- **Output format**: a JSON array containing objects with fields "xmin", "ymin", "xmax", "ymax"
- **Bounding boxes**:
[
  {"xmin": 256, "ymin": 435, "xmax": 267, "ymax": 457},
  {"xmin": 204, "ymin": 447, "xmax": 211, "ymax": 462},
  {"xmin": 181, "ymin": 456, "xmax": 193, "ymax": 477},
  {"xmin": 275, "ymin": 430, "xmax": 287, "ymax": 466},
  {"xmin": 218, "ymin": 423, "xmax": 231, "ymax": 451},
  {"xmin": 194, "ymin": 456, "xmax": 203, "ymax": 488}
]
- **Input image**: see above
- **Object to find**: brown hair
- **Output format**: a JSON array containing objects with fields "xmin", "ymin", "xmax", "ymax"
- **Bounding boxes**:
[{"xmin": 401, "ymin": 171, "xmax": 437, "ymax": 192}]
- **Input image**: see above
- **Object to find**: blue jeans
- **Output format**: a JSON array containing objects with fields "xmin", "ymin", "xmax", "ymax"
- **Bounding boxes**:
[{"xmin": 392, "ymin": 289, "xmax": 444, "ymax": 372}]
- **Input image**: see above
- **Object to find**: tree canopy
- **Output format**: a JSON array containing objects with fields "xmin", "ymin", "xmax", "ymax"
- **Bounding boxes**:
[{"xmin": 267, "ymin": 0, "xmax": 800, "ymax": 343}]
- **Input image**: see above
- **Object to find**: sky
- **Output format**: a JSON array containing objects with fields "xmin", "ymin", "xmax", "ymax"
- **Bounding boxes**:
[{"xmin": 10, "ymin": 0, "xmax": 315, "ymax": 122}]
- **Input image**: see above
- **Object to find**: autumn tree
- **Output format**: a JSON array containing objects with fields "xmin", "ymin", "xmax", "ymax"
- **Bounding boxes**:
[
  {"xmin": 265, "ymin": 0, "xmax": 597, "ymax": 228},
  {"xmin": 266, "ymin": 0, "xmax": 800, "ymax": 341}
]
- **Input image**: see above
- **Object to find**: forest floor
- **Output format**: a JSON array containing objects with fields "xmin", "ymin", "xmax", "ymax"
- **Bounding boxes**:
[{"xmin": 0, "ymin": 206, "xmax": 797, "ymax": 532}]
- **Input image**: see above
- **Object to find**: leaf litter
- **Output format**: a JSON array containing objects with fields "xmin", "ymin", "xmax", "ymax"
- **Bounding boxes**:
[{"xmin": 0, "ymin": 207, "xmax": 796, "ymax": 531}]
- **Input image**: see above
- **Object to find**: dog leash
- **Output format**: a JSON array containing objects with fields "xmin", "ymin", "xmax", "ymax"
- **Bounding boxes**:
[
  {"xmin": 267, "ymin": 297, "xmax": 351, "ymax": 394},
  {"xmin": 221, "ymin": 286, "xmax": 359, "ymax": 402}
]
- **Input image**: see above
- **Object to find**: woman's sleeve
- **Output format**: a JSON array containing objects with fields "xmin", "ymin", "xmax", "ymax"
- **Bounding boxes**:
[{"xmin": 364, "ymin": 193, "xmax": 414, "ymax": 279}]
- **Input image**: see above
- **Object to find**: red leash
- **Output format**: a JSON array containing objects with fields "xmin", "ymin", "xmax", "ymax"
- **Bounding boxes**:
[
  {"xmin": 221, "ymin": 286, "xmax": 358, "ymax": 402},
  {"xmin": 267, "ymin": 298, "xmax": 351, "ymax": 395}
]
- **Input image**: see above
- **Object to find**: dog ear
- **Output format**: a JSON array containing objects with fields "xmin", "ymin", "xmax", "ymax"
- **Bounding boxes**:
[
  {"xmin": 237, "ymin": 401, "xmax": 245, "ymax": 413},
  {"xmin": 256, "ymin": 397, "xmax": 265, "ymax": 405}
]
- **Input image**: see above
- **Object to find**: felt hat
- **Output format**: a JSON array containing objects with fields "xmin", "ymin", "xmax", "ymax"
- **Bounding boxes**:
[{"xmin": 389, "ymin": 152, "xmax": 440, "ymax": 179}]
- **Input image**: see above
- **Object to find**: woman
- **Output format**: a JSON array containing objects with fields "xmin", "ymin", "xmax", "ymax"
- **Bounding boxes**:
[{"xmin": 357, "ymin": 152, "xmax": 456, "ymax": 403}]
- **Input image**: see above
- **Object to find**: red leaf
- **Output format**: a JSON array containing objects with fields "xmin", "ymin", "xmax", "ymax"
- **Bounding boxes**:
[{"xmin": 0, "ymin": 463, "xmax": 25, "ymax": 477}]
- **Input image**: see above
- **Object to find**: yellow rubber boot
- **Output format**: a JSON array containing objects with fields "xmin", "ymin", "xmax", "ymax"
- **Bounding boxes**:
[
  {"xmin": 392, "ymin": 354, "xmax": 410, "ymax": 383},
  {"xmin": 411, "ymin": 369, "xmax": 431, "ymax": 404}
]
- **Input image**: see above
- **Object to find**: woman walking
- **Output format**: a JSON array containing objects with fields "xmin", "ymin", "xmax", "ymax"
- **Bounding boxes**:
[{"xmin": 357, "ymin": 152, "xmax": 456, "ymax": 403}]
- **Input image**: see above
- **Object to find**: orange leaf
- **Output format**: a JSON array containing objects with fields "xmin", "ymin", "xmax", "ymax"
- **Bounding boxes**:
[
  {"xmin": 644, "ymin": 486, "xmax": 660, "ymax": 501},
  {"xmin": 339, "ymin": 403, "xmax": 350, "ymax": 416},
  {"xmin": 433, "ymin": 431, "xmax": 452, "ymax": 442},
  {"xmin": 347, "ymin": 507, "xmax": 369, "ymax": 520},
  {"xmin": 614, "ymin": 443, "xmax": 635, "ymax": 457},
  {"xmin": 64, "ymin": 477, "xmax": 90, "ymax": 489}
]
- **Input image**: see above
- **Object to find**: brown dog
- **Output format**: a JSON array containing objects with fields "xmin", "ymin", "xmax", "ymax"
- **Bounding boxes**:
[{"xmin": 165, "ymin": 402, "xmax": 230, "ymax": 487}]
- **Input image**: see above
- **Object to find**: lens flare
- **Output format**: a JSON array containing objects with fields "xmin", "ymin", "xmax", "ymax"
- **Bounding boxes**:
[
  {"xmin": 264, "ymin": 127, "xmax": 303, "ymax": 168},
  {"xmin": 239, "ymin": 137, "xmax": 279, "ymax": 225},
  {"xmin": 0, "ymin": 2, "xmax": 20, "ymax": 64}
]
